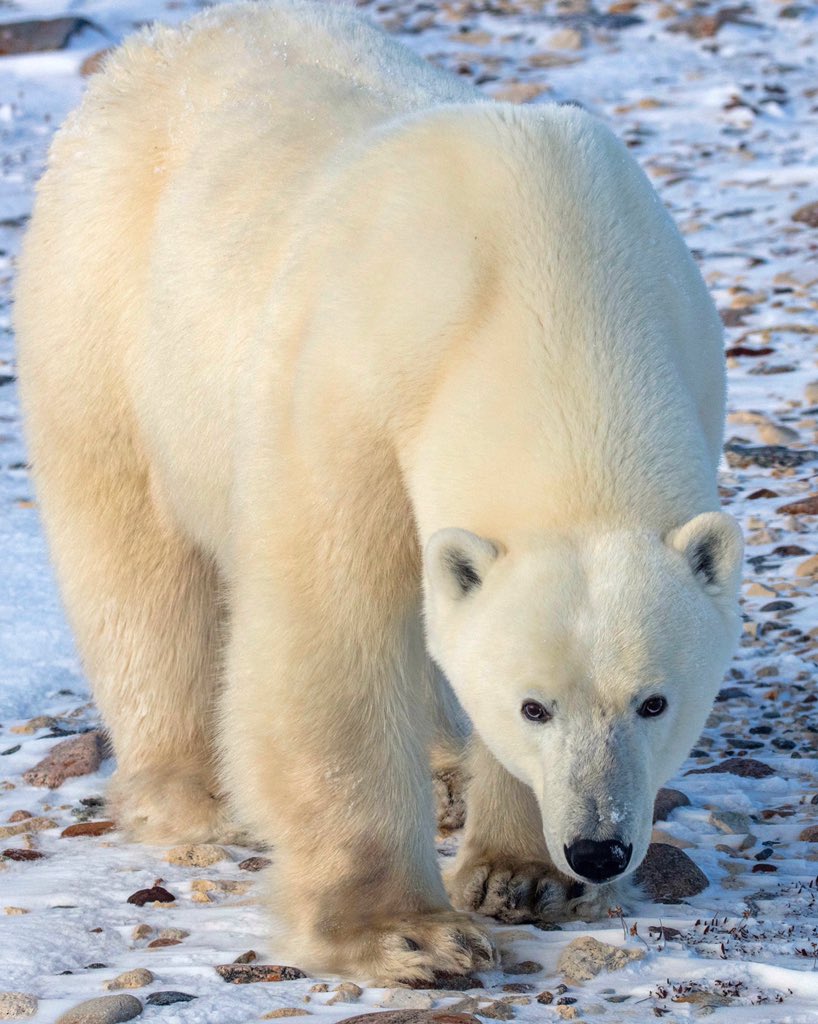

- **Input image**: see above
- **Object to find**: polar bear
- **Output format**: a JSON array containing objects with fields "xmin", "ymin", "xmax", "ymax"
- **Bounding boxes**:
[{"xmin": 15, "ymin": 0, "xmax": 742, "ymax": 983}]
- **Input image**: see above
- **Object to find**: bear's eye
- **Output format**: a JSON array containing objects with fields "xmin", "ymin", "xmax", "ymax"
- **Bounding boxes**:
[
  {"xmin": 637, "ymin": 695, "xmax": 667, "ymax": 719},
  {"xmin": 521, "ymin": 700, "xmax": 551, "ymax": 723}
]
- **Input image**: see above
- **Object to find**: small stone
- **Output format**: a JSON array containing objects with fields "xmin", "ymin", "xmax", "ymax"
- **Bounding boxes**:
[
  {"xmin": 191, "ymin": 879, "xmax": 251, "ymax": 897},
  {"xmin": 328, "ymin": 982, "xmax": 363, "ymax": 1004},
  {"xmin": 709, "ymin": 810, "xmax": 753, "ymax": 834},
  {"xmin": 502, "ymin": 961, "xmax": 542, "ymax": 976},
  {"xmin": 635, "ymin": 843, "xmax": 709, "ymax": 901},
  {"xmin": 777, "ymin": 494, "xmax": 818, "ymax": 515},
  {"xmin": 793, "ymin": 202, "xmax": 818, "ymax": 229},
  {"xmin": 799, "ymin": 826, "xmax": 818, "ymax": 842},
  {"xmin": 0, "ymin": 817, "xmax": 57, "ymax": 840},
  {"xmin": 341, "ymin": 1014, "xmax": 481, "ymax": 1024},
  {"xmin": 758, "ymin": 422, "xmax": 799, "ymax": 445},
  {"xmin": 144, "ymin": 993, "xmax": 195, "ymax": 1007},
  {"xmin": 404, "ymin": 974, "xmax": 482, "ymax": 991},
  {"xmin": 7, "ymin": 812, "xmax": 33, "ymax": 824},
  {"xmin": 492, "ymin": 82, "xmax": 548, "ymax": 104},
  {"xmin": 55, "ymin": 994, "xmax": 143, "ymax": 1024},
  {"xmin": 105, "ymin": 970, "xmax": 153, "ymax": 991},
  {"xmin": 686, "ymin": 757, "xmax": 774, "ymax": 779},
  {"xmin": 126, "ymin": 886, "xmax": 175, "ymax": 907},
  {"xmin": 796, "ymin": 555, "xmax": 818, "ymax": 578},
  {"xmin": 2, "ymin": 849, "xmax": 45, "ymax": 861},
  {"xmin": 376, "ymin": 991, "xmax": 435, "ymax": 1010},
  {"xmin": 476, "ymin": 1001, "xmax": 514, "ymax": 1020},
  {"xmin": 558, "ymin": 936, "xmax": 645, "ymax": 983},
  {"xmin": 11, "ymin": 716, "xmax": 57, "ymax": 735},
  {"xmin": 260, "ymin": 1012, "xmax": 310, "ymax": 1020},
  {"xmin": 62, "ymin": 821, "xmax": 116, "ymax": 838},
  {"xmin": 163, "ymin": 844, "xmax": 229, "ymax": 867},
  {"xmin": 536, "ymin": 992, "xmax": 553, "ymax": 1004},
  {"xmin": 556, "ymin": 1008, "xmax": 578, "ymax": 1020},
  {"xmin": 0, "ymin": 992, "xmax": 38, "ymax": 1019},
  {"xmin": 157, "ymin": 928, "xmax": 188, "ymax": 941},
  {"xmin": 4, "ymin": 908, "xmax": 29, "ymax": 916},
  {"xmin": 308, "ymin": 984, "xmax": 329, "ymax": 993},
  {"xmin": 238, "ymin": 856, "xmax": 271, "ymax": 872},
  {"xmin": 80, "ymin": 48, "xmax": 111, "ymax": 76},
  {"xmin": 131, "ymin": 925, "xmax": 153, "ymax": 941},
  {"xmin": 501, "ymin": 984, "xmax": 534, "ymax": 994},
  {"xmin": 547, "ymin": 27, "xmax": 583, "ymax": 49},
  {"xmin": 215, "ymin": 965, "xmax": 306, "ymax": 984},
  {"xmin": 23, "ymin": 732, "xmax": 105, "ymax": 788},
  {"xmin": 653, "ymin": 788, "xmax": 690, "ymax": 822},
  {"xmin": 147, "ymin": 938, "xmax": 180, "ymax": 949}
]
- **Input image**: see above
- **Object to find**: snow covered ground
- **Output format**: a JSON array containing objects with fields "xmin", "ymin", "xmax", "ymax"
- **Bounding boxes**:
[{"xmin": 1, "ymin": 0, "xmax": 818, "ymax": 1021}]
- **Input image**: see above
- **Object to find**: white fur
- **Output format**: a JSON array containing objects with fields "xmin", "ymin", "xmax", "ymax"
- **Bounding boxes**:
[{"xmin": 14, "ymin": 0, "xmax": 741, "ymax": 981}]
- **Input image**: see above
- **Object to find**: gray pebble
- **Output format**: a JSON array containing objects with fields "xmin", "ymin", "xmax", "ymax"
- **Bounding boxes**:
[{"xmin": 56, "ymin": 995, "xmax": 142, "ymax": 1024}]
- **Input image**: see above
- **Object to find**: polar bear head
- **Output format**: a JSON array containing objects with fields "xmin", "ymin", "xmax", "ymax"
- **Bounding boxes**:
[{"xmin": 423, "ymin": 513, "xmax": 742, "ymax": 884}]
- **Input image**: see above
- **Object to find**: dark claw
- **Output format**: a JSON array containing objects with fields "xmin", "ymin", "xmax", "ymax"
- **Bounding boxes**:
[
  {"xmin": 567, "ymin": 881, "xmax": 586, "ymax": 900},
  {"xmin": 403, "ymin": 936, "xmax": 421, "ymax": 951}
]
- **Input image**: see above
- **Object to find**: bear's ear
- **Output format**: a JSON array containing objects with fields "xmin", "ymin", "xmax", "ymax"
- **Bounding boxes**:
[
  {"xmin": 667, "ymin": 512, "xmax": 743, "ymax": 597},
  {"xmin": 424, "ymin": 528, "xmax": 501, "ymax": 601}
]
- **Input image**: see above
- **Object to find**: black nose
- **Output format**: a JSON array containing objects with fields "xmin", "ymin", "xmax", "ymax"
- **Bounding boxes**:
[{"xmin": 564, "ymin": 838, "xmax": 632, "ymax": 882}]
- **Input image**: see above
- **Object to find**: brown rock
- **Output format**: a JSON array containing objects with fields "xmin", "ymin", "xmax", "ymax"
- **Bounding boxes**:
[
  {"xmin": 7, "ymin": 811, "xmax": 33, "ymax": 823},
  {"xmin": 340, "ymin": 1014, "xmax": 481, "ymax": 1024},
  {"xmin": 23, "ymin": 732, "xmax": 105, "ymax": 788},
  {"xmin": 686, "ymin": 757, "xmax": 774, "ymax": 779},
  {"xmin": 214, "ymin": 964, "xmax": 306, "ymax": 984},
  {"xmin": 403, "ymin": 974, "xmax": 482, "ymax": 991},
  {"xmin": 0, "ymin": 18, "xmax": 98, "ymax": 56},
  {"xmin": 2, "ymin": 849, "xmax": 45, "ymax": 861},
  {"xmin": 799, "ymin": 826, "xmax": 818, "ymax": 842},
  {"xmin": 503, "ymin": 961, "xmax": 542, "ymax": 975},
  {"xmin": 146, "ymin": 938, "xmax": 181, "ymax": 949},
  {"xmin": 126, "ymin": 886, "xmax": 175, "ymax": 907},
  {"xmin": 777, "ymin": 494, "xmax": 818, "ymax": 515},
  {"xmin": 793, "ymin": 202, "xmax": 818, "ymax": 229},
  {"xmin": 61, "ymin": 821, "xmax": 115, "ymax": 838},
  {"xmin": 635, "ymin": 843, "xmax": 709, "ymax": 901},
  {"xmin": 653, "ymin": 787, "xmax": 691, "ymax": 822},
  {"xmin": 232, "ymin": 950, "xmax": 257, "ymax": 964},
  {"xmin": 238, "ymin": 856, "xmax": 271, "ymax": 872},
  {"xmin": 80, "ymin": 48, "xmax": 111, "ymax": 77},
  {"xmin": 796, "ymin": 555, "xmax": 818, "ymax": 578},
  {"xmin": 0, "ymin": 818, "xmax": 56, "ymax": 840},
  {"xmin": 260, "ymin": 1012, "xmax": 311, "ymax": 1020}
]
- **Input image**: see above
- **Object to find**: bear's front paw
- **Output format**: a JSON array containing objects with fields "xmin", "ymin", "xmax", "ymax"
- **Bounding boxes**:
[
  {"xmin": 447, "ymin": 857, "xmax": 635, "ymax": 926},
  {"xmin": 356, "ymin": 910, "xmax": 496, "ymax": 986}
]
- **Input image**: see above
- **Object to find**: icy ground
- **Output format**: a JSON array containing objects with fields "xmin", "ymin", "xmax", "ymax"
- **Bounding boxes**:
[{"xmin": 1, "ymin": 0, "xmax": 818, "ymax": 1021}]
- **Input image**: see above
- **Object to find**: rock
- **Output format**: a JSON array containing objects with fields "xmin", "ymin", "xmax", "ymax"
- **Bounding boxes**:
[
  {"xmin": 146, "ymin": 938, "xmax": 180, "ymax": 949},
  {"xmin": 501, "ymin": 984, "xmax": 534, "ymax": 994},
  {"xmin": 796, "ymin": 555, "xmax": 818, "ymax": 578},
  {"xmin": 709, "ymin": 810, "xmax": 753, "ymax": 834},
  {"xmin": 376, "ymin": 991, "xmax": 434, "ymax": 1010},
  {"xmin": 475, "ymin": 1001, "xmax": 514, "ymax": 1020},
  {"xmin": 7, "ymin": 812, "xmax": 33, "ymax": 823},
  {"xmin": 0, "ymin": 817, "xmax": 57, "ymax": 840},
  {"xmin": 260, "ymin": 1012, "xmax": 310, "ymax": 1020},
  {"xmin": 806, "ymin": 381, "xmax": 818, "ymax": 405},
  {"xmin": 345, "ymin": 1014, "xmax": 480, "ymax": 1024},
  {"xmin": 214, "ymin": 964, "xmax": 306, "ymax": 983},
  {"xmin": 191, "ymin": 879, "xmax": 251, "ymax": 897},
  {"xmin": 547, "ymin": 28, "xmax": 583, "ymax": 49},
  {"xmin": 238, "ymin": 856, "xmax": 271, "ymax": 872},
  {"xmin": 105, "ymin": 969, "xmax": 153, "ymax": 991},
  {"xmin": 672, "ymin": 990, "xmax": 733, "ymax": 1008},
  {"xmin": 233, "ymin": 950, "xmax": 257, "ymax": 964},
  {"xmin": 327, "ymin": 982, "xmax": 363, "ymax": 1005},
  {"xmin": 2, "ymin": 849, "xmax": 45, "ymax": 861},
  {"xmin": 80, "ymin": 49, "xmax": 112, "ymax": 77},
  {"xmin": 404, "ymin": 974, "xmax": 482, "ymax": 991},
  {"xmin": 0, "ymin": 992, "xmax": 38, "ymax": 1019},
  {"xmin": 758, "ymin": 422, "xmax": 799, "ymax": 445},
  {"xmin": 491, "ymin": 83, "xmax": 548, "ymax": 104},
  {"xmin": 0, "ymin": 17, "xmax": 99, "ymax": 56},
  {"xmin": 144, "ymin": 993, "xmax": 195, "ymax": 1007},
  {"xmin": 11, "ymin": 716, "xmax": 56, "ymax": 735},
  {"xmin": 724, "ymin": 443, "xmax": 817, "ymax": 469},
  {"xmin": 650, "ymin": 827, "xmax": 694, "ymax": 849},
  {"xmin": 558, "ymin": 937, "xmax": 645, "ymax": 983},
  {"xmin": 636, "ymin": 843, "xmax": 709, "ymax": 901},
  {"xmin": 163, "ymin": 844, "xmax": 229, "ymax": 867},
  {"xmin": 55, "ymin": 995, "xmax": 143, "ymax": 1024},
  {"xmin": 503, "ymin": 961, "xmax": 542, "ymax": 975},
  {"xmin": 556, "ymin": 1009, "xmax": 578, "ymax": 1021},
  {"xmin": 156, "ymin": 927, "xmax": 188, "ymax": 941},
  {"xmin": 23, "ymin": 732, "xmax": 105, "ymax": 788},
  {"xmin": 653, "ymin": 788, "xmax": 690, "ymax": 822},
  {"xmin": 686, "ymin": 757, "xmax": 774, "ymax": 779},
  {"xmin": 131, "ymin": 925, "xmax": 153, "ymax": 941},
  {"xmin": 126, "ymin": 886, "xmax": 175, "ymax": 907},
  {"xmin": 667, "ymin": 4, "xmax": 755, "ymax": 37},
  {"xmin": 777, "ymin": 494, "xmax": 818, "ymax": 515},
  {"xmin": 62, "ymin": 821, "xmax": 116, "ymax": 838},
  {"xmin": 799, "ymin": 826, "xmax": 818, "ymax": 842},
  {"xmin": 793, "ymin": 202, "xmax": 818, "ymax": 229}
]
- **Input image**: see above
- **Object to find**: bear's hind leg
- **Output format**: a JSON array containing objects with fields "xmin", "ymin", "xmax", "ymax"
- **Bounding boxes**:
[
  {"xmin": 446, "ymin": 738, "xmax": 632, "ymax": 924},
  {"xmin": 29, "ymin": 421, "xmax": 228, "ymax": 844}
]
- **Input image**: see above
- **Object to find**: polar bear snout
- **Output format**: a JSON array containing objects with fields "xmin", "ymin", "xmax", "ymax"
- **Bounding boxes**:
[{"xmin": 564, "ymin": 837, "xmax": 633, "ymax": 883}]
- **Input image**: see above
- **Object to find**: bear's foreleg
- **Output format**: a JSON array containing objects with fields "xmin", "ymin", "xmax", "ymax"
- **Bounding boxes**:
[{"xmin": 220, "ymin": 588, "xmax": 494, "ymax": 983}]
